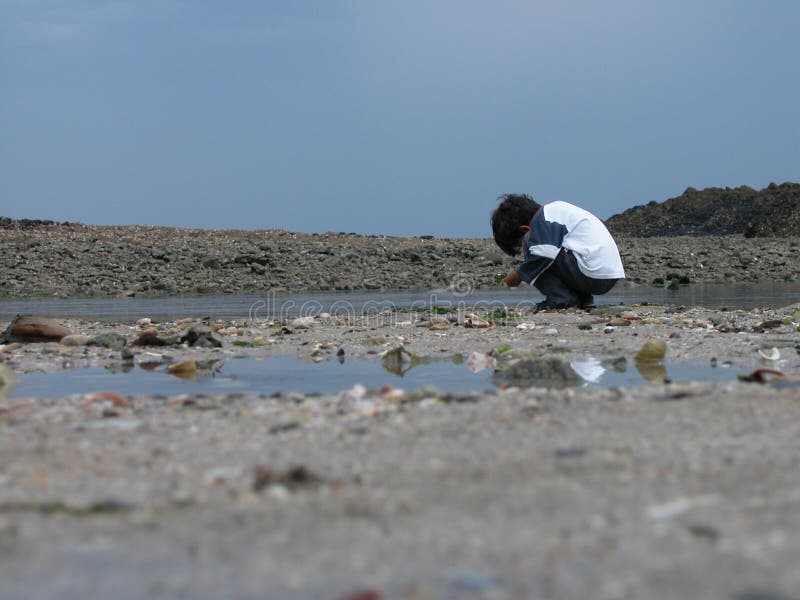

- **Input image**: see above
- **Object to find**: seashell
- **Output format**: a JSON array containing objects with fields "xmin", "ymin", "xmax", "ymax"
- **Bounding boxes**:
[
  {"xmin": 167, "ymin": 360, "xmax": 197, "ymax": 379},
  {"xmin": 758, "ymin": 347, "xmax": 781, "ymax": 361},
  {"xmin": 289, "ymin": 317, "xmax": 315, "ymax": 330},
  {"xmin": 635, "ymin": 340, "xmax": 667, "ymax": 362}
]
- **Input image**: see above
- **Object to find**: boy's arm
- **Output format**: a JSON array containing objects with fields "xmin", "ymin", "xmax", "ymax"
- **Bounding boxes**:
[{"xmin": 504, "ymin": 269, "xmax": 522, "ymax": 287}]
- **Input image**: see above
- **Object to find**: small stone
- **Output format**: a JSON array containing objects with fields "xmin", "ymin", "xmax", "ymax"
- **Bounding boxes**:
[
  {"xmin": 493, "ymin": 358, "xmax": 582, "ymax": 388},
  {"xmin": 121, "ymin": 347, "xmax": 135, "ymax": 361},
  {"xmin": 608, "ymin": 318, "xmax": 631, "ymax": 327},
  {"xmin": 90, "ymin": 333, "xmax": 127, "ymax": 350},
  {"xmin": 544, "ymin": 328, "xmax": 558, "ymax": 335},
  {"xmin": 636, "ymin": 340, "xmax": 667, "ymax": 361},
  {"xmin": 180, "ymin": 325, "xmax": 223, "ymax": 347},
  {"xmin": 132, "ymin": 331, "xmax": 168, "ymax": 346},
  {"xmin": 604, "ymin": 326, "xmax": 615, "ymax": 334},
  {"xmin": 335, "ymin": 590, "xmax": 384, "ymax": 600},
  {"xmin": 60, "ymin": 334, "xmax": 93, "ymax": 347},
  {"xmin": 577, "ymin": 322, "xmax": 592, "ymax": 330}
]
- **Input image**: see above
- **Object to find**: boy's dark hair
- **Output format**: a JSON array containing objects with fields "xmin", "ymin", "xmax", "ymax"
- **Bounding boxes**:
[{"xmin": 490, "ymin": 193, "xmax": 540, "ymax": 256}]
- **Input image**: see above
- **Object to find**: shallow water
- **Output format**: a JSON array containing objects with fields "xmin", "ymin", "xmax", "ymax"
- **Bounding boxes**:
[
  {"xmin": 9, "ymin": 355, "xmax": 741, "ymax": 399},
  {"xmin": 1, "ymin": 283, "xmax": 799, "ymax": 324}
]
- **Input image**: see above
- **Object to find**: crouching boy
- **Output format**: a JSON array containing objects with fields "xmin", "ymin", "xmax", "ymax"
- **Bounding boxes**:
[{"xmin": 491, "ymin": 194, "xmax": 625, "ymax": 310}]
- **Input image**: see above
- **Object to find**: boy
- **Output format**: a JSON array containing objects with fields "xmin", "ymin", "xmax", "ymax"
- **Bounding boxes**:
[{"xmin": 491, "ymin": 194, "xmax": 625, "ymax": 310}]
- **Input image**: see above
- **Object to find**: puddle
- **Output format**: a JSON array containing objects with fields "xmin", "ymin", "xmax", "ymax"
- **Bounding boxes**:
[{"xmin": 8, "ymin": 355, "xmax": 740, "ymax": 399}]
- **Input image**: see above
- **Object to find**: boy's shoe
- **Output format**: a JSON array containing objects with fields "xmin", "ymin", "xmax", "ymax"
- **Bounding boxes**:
[{"xmin": 577, "ymin": 293, "xmax": 595, "ymax": 309}]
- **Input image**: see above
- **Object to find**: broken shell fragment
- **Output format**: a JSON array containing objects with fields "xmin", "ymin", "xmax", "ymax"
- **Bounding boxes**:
[
  {"xmin": 758, "ymin": 347, "xmax": 781, "ymax": 361},
  {"xmin": 635, "ymin": 340, "xmax": 667, "ymax": 362},
  {"xmin": 464, "ymin": 317, "xmax": 491, "ymax": 329},
  {"xmin": 427, "ymin": 317, "xmax": 452, "ymax": 331}
]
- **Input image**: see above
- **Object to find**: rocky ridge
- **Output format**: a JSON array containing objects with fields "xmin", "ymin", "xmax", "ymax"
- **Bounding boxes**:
[
  {"xmin": 1, "ymin": 222, "xmax": 799, "ymax": 297},
  {"xmin": 606, "ymin": 182, "xmax": 800, "ymax": 237}
]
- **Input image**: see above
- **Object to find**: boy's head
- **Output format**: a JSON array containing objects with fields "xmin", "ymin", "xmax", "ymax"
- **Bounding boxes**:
[{"xmin": 490, "ymin": 193, "xmax": 541, "ymax": 256}]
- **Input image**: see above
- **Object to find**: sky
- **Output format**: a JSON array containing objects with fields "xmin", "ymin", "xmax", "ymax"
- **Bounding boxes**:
[{"xmin": 1, "ymin": 1, "xmax": 798, "ymax": 237}]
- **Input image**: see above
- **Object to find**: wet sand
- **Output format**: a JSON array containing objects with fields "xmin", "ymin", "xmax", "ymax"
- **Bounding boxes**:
[{"xmin": 2, "ymin": 302, "xmax": 800, "ymax": 598}]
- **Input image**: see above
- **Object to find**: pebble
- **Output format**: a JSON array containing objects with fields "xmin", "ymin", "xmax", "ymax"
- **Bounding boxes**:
[
  {"xmin": 60, "ymin": 334, "xmax": 93, "ymax": 347},
  {"xmin": 636, "ymin": 340, "xmax": 667, "ymax": 361},
  {"xmin": 608, "ymin": 318, "xmax": 631, "ymax": 327},
  {"xmin": 90, "ymin": 333, "xmax": 127, "ymax": 350}
]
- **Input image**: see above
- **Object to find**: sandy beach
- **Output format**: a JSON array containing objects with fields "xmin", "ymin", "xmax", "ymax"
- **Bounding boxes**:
[{"xmin": 1, "ymin": 297, "xmax": 800, "ymax": 599}]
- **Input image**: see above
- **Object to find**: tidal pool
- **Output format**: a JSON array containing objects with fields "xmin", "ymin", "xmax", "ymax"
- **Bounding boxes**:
[
  {"xmin": 8, "ymin": 355, "xmax": 741, "ymax": 399},
  {"xmin": 1, "ymin": 282, "xmax": 800, "ymax": 323}
]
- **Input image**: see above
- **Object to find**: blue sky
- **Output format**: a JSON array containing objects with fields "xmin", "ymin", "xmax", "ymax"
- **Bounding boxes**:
[{"xmin": 1, "ymin": 1, "xmax": 798, "ymax": 237}]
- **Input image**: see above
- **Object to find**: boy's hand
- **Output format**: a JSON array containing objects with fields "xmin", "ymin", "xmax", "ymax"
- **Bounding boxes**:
[{"xmin": 503, "ymin": 269, "xmax": 522, "ymax": 287}]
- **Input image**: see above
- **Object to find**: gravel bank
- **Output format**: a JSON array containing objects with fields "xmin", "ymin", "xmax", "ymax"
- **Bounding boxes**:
[
  {"xmin": 1, "ymin": 223, "xmax": 799, "ymax": 297},
  {"xmin": 2, "ymin": 303, "xmax": 800, "ymax": 598}
]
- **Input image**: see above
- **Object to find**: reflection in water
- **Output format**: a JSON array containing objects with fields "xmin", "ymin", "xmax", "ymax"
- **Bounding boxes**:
[
  {"xmin": 634, "ymin": 359, "xmax": 668, "ymax": 383},
  {"xmin": 380, "ymin": 347, "xmax": 419, "ymax": 376},
  {"xmin": 0, "ymin": 364, "xmax": 20, "ymax": 398},
  {"xmin": 10, "ymin": 354, "xmax": 740, "ymax": 399}
]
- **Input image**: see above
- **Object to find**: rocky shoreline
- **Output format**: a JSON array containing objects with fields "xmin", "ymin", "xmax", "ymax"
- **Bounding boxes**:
[
  {"xmin": 2, "ymin": 302, "xmax": 800, "ymax": 597},
  {"xmin": 1, "ymin": 222, "xmax": 799, "ymax": 297}
]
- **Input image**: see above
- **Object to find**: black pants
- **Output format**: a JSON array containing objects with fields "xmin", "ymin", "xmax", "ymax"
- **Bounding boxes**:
[{"xmin": 534, "ymin": 248, "xmax": 618, "ymax": 308}]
